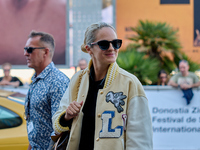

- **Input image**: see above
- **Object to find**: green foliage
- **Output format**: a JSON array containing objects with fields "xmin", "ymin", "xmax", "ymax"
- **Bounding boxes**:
[
  {"xmin": 127, "ymin": 20, "xmax": 200, "ymax": 73},
  {"xmin": 127, "ymin": 20, "xmax": 183, "ymax": 73},
  {"xmin": 117, "ymin": 20, "xmax": 200, "ymax": 85},
  {"xmin": 117, "ymin": 50, "xmax": 160, "ymax": 85}
]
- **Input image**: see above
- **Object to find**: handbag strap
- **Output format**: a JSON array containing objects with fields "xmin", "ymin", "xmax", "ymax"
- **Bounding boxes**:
[{"xmin": 54, "ymin": 135, "xmax": 62, "ymax": 150}]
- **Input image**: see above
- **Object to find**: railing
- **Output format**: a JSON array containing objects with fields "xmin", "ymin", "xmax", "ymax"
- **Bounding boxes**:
[
  {"xmin": 144, "ymin": 85, "xmax": 200, "ymax": 150},
  {"xmin": 1, "ymin": 85, "xmax": 200, "ymax": 149}
]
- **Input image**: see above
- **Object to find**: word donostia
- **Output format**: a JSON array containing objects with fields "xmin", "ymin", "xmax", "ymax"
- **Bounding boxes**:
[{"xmin": 152, "ymin": 107, "xmax": 200, "ymax": 114}]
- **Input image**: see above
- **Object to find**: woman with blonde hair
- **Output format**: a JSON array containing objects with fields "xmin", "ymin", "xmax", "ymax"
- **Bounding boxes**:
[
  {"xmin": 52, "ymin": 22, "xmax": 153, "ymax": 150},
  {"xmin": 0, "ymin": 62, "xmax": 23, "ymax": 87}
]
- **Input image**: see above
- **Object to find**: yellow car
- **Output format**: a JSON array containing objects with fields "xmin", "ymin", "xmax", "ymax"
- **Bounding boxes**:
[{"xmin": 0, "ymin": 90, "xmax": 28, "ymax": 150}]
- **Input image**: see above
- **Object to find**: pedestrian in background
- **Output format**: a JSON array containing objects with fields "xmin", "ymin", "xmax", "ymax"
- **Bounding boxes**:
[
  {"xmin": 168, "ymin": 60, "xmax": 200, "ymax": 89},
  {"xmin": 168, "ymin": 60, "xmax": 200, "ymax": 105},
  {"xmin": 52, "ymin": 22, "xmax": 153, "ymax": 150},
  {"xmin": 0, "ymin": 62, "xmax": 23, "ymax": 87},
  {"xmin": 152, "ymin": 70, "xmax": 168, "ymax": 86},
  {"xmin": 24, "ymin": 31, "xmax": 70, "ymax": 149},
  {"xmin": 78, "ymin": 58, "xmax": 88, "ymax": 70}
]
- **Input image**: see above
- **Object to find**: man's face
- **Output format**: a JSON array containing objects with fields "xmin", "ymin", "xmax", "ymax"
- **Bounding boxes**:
[
  {"xmin": 78, "ymin": 60, "xmax": 87, "ymax": 70},
  {"xmin": 179, "ymin": 62, "xmax": 189, "ymax": 76},
  {"xmin": 24, "ymin": 36, "xmax": 45, "ymax": 69}
]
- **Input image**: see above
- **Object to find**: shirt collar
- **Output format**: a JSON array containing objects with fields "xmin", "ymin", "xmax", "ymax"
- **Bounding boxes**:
[{"xmin": 31, "ymin": 62, "xmax": 54, "ymax": 83}]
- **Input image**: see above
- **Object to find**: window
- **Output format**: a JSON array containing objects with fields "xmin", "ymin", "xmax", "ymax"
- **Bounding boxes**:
[
  {"xmin": 0, "ymin": 106, "xmax": 22, "ymax": 129},
  {"xmin": 160, "ymin": 0, "xmax": 190, "ymax": 4}
]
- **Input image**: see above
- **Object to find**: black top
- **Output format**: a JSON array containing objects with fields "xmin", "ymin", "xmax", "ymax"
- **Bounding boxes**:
[
  {"xmin": 79, "ymin": 66, "xmax": 105, "ymax": 150},
  {"xmin": 59, "ymin": 66, "xmax": 106, "ymax": 150},
  {"xmin": 0, "ymin": 76, "xmax": 23, "ymax": 86}
]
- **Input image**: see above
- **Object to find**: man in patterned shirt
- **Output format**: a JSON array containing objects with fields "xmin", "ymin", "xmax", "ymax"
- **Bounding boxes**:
[{"xmin": 24, "ymin": 31, "xmax": 70, "ymax": 149}]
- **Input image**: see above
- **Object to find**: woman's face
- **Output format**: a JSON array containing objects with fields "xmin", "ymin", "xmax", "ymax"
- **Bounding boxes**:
[
  {"xmin": 88, "ymin": 27, "xmax": 119, "ymax": 67},
  {"xmin": 3, "ymin": 65, "xmax": 11, "ymax": 77},
  {"xmin": 160, "ymin": 73, "xmax": 167, "ymax": 83}
]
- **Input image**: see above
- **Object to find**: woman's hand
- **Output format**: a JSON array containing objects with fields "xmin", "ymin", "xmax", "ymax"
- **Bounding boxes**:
[{"xmin": 64, "ymin": 101, "xmax": 83, "ymax": 121}]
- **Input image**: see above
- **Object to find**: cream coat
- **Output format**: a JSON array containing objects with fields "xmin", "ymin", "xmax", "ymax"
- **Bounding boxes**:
[{"xmin": 52, "ymin": 61, "xmax": 153, "ymax": 150}]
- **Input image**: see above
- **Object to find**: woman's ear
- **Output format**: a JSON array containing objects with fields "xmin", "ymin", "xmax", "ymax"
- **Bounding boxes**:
[{"xmin": 85, "ymin": 45, "xmax": 93, "ymax": 55}]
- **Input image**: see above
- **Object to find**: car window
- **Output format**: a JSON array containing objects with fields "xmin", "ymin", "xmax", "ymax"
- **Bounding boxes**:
[{"xmin": 0, "ymin": 106, "xmax": 22, "ymax": 129}]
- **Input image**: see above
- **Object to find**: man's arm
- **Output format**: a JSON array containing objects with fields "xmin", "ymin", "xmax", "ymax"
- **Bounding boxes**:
[
  {"xmin": 192, "ymin": 81, "xmax": 200, "ymax": 88},
  {"xmin": 168, "ymin": 80, "xmax": 179, "ymax": 88},
  {"xmin": 50, "ymin": 77, "xmax": 70, "ymax": 117},
  {"xmin": 180, "ymin": 81, "xmax": 200, "ymax": 90}
]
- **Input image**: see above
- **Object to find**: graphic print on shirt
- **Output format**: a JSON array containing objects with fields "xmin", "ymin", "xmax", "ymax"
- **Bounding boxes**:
[
  {"xmin": 106, "ymin": 91, "xmax": 127, "ymax": 113},
  {"xmin": 99, "ymin": 111, "xmax": 123, "ymax": 138},
  {"xmin": 177, "ymin": 77, "xmax": 193, "ymax": 85}
]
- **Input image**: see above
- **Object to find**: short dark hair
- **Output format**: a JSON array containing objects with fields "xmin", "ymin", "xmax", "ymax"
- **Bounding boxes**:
[
  {"xmin": 28, "ymin": 31, "xmax": 55, "ymax": 50},
  {"xmin": 158, "ymin": 69, "xmax": 167, "ymax": 77},
  {"xmin": 179, "ymin": 59, "xmax": 188, "ymax": 65}
]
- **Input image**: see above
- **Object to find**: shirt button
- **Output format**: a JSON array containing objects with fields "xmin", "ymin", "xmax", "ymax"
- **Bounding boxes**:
[
  {"xmin": 96, "ymin": 137, "xmax": 99, "ymax": 141},
  {"xmin": 97, "ymin": 113, "xmax": 101, "ymax": 118},
  {"xmin": 100, "ymin": 91, "xmax": 103, "ymax": 94},
  {"xmin": 82, "ymin": 94, "xmax": 84, "ymax": 97}
]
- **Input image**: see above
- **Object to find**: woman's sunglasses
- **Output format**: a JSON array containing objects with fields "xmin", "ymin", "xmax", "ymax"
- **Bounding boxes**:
[
  {"xmin": 24, "ymin": 47, "xmax": 46, "ymax": 54},
  {"xmin": 89, "ymin": 39, "xmax": 122, "ymax": 51}
]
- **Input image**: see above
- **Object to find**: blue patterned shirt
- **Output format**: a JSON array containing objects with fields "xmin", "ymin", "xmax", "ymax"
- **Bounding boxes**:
[{"xmin": 25, "ymin": 62, "xmax": 70, "ymax": 149}]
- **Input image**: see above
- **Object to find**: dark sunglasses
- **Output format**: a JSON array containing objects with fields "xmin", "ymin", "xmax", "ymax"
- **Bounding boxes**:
[
  {"xmin": 3, "ymin": 69, "xmax": 10, "ymax": 72},
  {"xmin": 24, "ymin": 47, "xmax": 46, "ymax": 54},
  {"xmin": 160, "ymin": 76, "xmax": 167, "ymax": 79},
  {"xmin": 90, "ymin": 39, "xmax": 122, "ymax": 50}
]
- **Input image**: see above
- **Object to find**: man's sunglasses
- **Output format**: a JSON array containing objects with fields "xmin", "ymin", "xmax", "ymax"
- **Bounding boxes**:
[
  {"xmin": 24, "ymin": 47, "xmax": 46, "ymax": 54},
  {"xmin": 89, "ymin": 39, "xmax": 122, "ymax": 51}
]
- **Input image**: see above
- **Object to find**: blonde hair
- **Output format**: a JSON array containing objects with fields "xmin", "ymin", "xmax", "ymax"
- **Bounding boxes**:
[{"xmin": 81, "ymin": 22, "xmax": 116, "ymax": 53}]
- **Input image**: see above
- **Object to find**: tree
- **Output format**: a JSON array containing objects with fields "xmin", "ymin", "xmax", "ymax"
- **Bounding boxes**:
[
  {"xmin": 117, "ymin": 20, "xmax": 200, "ymax": 85},
  {"xmin": 127, "ymin": 20, "xmax": 183, "ymax": 72},
  {"xmin": 117, "ymin": 50, "xmax": 160, "ymax": 85}
]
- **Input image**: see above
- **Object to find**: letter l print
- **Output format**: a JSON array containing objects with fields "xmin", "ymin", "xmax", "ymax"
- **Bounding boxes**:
[{"xmin": 99, "ymin": 111, "xmax": 123, "ymax": 138}]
